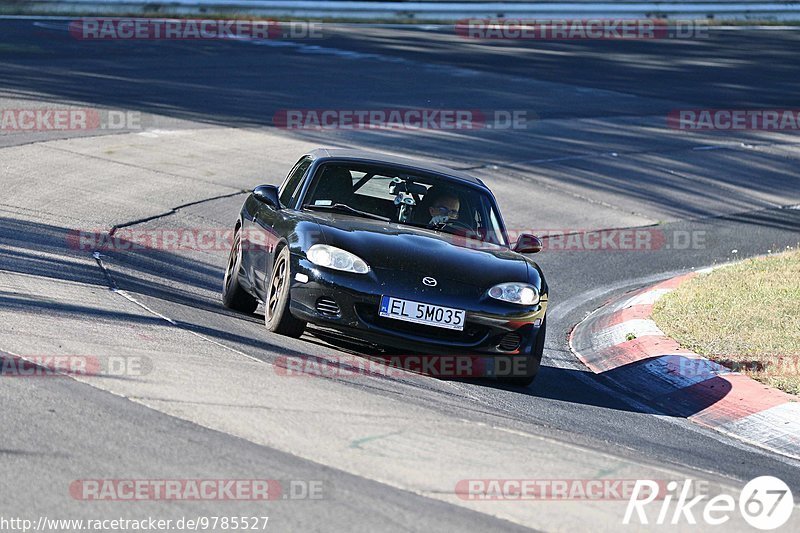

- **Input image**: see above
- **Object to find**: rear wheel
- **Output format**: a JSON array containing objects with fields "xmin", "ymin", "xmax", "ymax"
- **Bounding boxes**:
[
  {"xmin": 504, "ymin": 318, "xmax": 546, "ymax": 387},
  {"xmin": 222, "ymin": 226, "xmax": 258, "ymax": 313},
  {"xmin": 265, "ymin": 246, "xmax": 306, "ymax": 338}
]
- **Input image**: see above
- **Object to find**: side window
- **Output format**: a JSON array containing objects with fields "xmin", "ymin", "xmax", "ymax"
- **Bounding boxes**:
[
  {"xmin": 279, "ymin": 157, "xmax": 312, "ymax": 207},
  {"xmin": 486, "ymin": 202, "xmax": 506, "ymax": 246}
]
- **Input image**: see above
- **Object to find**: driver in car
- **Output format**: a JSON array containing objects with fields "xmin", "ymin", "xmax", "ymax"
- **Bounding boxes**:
[{"xmin": 425, "ymin": 190, "xmax": 460, "ymax": 227}]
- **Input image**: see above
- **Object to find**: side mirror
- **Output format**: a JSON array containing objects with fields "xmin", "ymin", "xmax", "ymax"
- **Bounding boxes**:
[
  {"xmin": 253, "ymin": 185, "xmax": 281, "ymax": 210},
  {"xmin": 513, "ymin": 234, "xmax": 543, "ymax": 254}
]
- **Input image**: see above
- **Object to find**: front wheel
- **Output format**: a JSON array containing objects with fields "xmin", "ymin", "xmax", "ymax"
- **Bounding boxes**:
[
  {"xmin": 222, "ymin": 226, "xmax": 258, "ymax": 313},
  {"xmin": 264, "ymin": 246, "xmax": 306, "ymax": 338}
]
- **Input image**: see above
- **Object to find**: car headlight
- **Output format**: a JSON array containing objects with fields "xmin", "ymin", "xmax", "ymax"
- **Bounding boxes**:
[
  {"xmin": 307, "ymin": 244, "xmax": 370, "ymax": 274},
  {"xmin": 487, "ymin": 283, "xmax": 539, "ymax": 305}
]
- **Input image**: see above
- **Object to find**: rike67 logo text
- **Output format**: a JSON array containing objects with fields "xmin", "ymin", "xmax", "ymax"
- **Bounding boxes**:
[{"xmin": 625, "ymin": 477, "xmax": 794, "ymax": 529}]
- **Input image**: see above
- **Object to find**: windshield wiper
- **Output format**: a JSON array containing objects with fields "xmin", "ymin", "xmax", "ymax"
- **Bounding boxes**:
[{"xmin": 303, "ymin": 203, "xmax": 390, "ymax": 222}]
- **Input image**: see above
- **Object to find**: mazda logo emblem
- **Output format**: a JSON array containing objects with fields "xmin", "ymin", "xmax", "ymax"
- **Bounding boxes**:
[{"xmin": 422, "ymin": 277, "xmax": 437, "ymax": 287}]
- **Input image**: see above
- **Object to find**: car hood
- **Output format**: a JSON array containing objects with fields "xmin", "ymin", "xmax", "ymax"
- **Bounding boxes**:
[{"xmin": 310, "ymin": 212, "xmax": 534, "ymax": 286}]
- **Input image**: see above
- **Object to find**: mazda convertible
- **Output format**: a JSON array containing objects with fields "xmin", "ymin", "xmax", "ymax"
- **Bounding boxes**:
[{"xmin": 222, "ymin": 149, "xmax": 548, "ymax": 385}]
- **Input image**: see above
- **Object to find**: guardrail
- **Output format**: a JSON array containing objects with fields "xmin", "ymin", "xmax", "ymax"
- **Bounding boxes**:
[{"xmin": 9, "ymin": 1, "xmax": 800, "ymax": 20}]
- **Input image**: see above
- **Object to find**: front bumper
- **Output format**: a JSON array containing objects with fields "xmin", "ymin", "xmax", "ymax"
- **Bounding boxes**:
[{"xmin": 287, "ymin": 254, "xmax": 547, "ymax": 357}]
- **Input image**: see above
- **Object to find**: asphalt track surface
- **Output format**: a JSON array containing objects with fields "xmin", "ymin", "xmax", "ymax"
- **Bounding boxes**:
[{"xmin": 1, "ymin": 18, "xmax": 800, "ymax": 531}]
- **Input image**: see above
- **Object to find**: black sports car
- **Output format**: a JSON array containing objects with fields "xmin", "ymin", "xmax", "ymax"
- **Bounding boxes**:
[{"xmin": 223, "ymin": 149, "xmax": 548, "ymax": 385}]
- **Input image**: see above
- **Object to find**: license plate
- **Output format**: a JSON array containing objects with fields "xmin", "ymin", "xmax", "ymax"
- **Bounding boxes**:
[{"xmin": 379, "ymin": 296, "xmax": 465, "ymax": 331}]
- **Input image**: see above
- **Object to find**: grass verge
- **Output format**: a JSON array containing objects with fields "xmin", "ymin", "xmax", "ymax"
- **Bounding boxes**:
[{"xmin": 653, "ymin": 249, "xmax": 800, "ymax": 395}]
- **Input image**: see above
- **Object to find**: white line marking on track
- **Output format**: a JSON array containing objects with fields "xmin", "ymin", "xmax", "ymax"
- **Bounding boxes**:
[{"xmin": 92, "ymin": 252, "xmax": 265, "ymax": 365}]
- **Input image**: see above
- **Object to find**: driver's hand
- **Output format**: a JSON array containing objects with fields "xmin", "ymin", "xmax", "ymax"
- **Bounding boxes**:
[
  {"xmin": 428, "ymin": 205, "xmax": 459, "ymax": 227},
  {"xmin": 429, "ymin": 214, "xmax": 451, "ymax": 226}
]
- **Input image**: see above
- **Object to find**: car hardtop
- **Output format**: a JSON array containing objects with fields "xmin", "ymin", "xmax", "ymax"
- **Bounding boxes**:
[{"xmin": 305, "ymin": 148, "xmax": 488, "ymax": 190}]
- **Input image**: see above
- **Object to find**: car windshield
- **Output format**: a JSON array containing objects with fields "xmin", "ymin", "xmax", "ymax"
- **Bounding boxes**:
[{"xmin": 302, "ymin": 162, "xmax": 507, "ymax": 246}]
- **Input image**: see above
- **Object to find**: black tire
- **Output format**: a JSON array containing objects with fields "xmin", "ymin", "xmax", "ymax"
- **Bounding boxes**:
[
  {"xmin": 504, "ymin": 318, "xmax": 546, "ymax": 387},
  {"xmin": 265, "ymin": 246, "xmax": 306, "ymax": 338},
  {"xmin": 222, "ymin": 226, "xmax": 259, "ymax": 313}
]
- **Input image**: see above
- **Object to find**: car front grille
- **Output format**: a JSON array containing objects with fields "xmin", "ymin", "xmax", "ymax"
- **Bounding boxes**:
[{"xmin": 316, "ymin": 297, "xmax": 341, "ymax": 317}]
